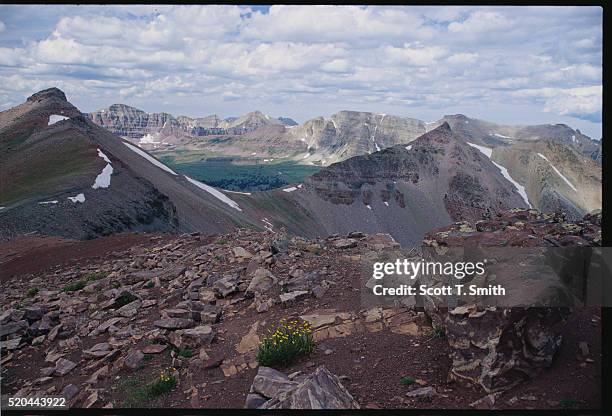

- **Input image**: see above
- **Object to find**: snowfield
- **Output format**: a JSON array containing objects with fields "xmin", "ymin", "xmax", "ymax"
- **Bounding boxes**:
[
  {"xmin": 184, "ymin": 176, "xmax": 242, "ymax": 211},
  {"xmin": 48, "ymin": 115, "xmax": 69, "ymax": 125},
  {"xmin": 468, "ymin": 142, "xmax": 531, "ymax": 207},
  {"xmin": 537, "ymin": 153, "xmax": 577, "ymax": 192},
  {"xmin": 124, "ymin": 142, "xmax": 177, "ymax": 175}
]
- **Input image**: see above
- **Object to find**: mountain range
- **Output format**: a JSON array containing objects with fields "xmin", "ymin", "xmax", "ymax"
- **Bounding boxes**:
[
  {"xmin": 0, "ymin": 88, "xmax": 602, "ymax": 245},
  {"xmin": 88, "ymin": 104, "xmax": 602, "ymax": 166}
]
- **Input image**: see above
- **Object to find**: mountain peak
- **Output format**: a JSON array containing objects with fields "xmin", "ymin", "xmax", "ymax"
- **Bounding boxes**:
[
  {"xmin": 433, "ymin": 121, "xmax": 452, "ymax": 133},
  {"xmin": 27, "ymin": 87, "xmax": 67, "ymax": 103}
]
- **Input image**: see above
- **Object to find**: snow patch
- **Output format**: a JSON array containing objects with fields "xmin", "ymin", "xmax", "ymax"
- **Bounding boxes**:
[
  {"xmin": 492, "ymin": 161, "xmax": 532, "ymax": 208},
  {"xmin": 124, "ymin": 142, "xmax": 177, "ymax": 175},
  {"xmin": 139, "ymin": 133, "xmax": 161, "ymax": 144},
  {"xmin": 97, "ymin": 149, "xmax": 111, "ymax": 163},
  {"xmin": 38, "ymin": 200, "xmax": 58, "ymax": 205},
  {"xmin": 282, "ymin": 186, "xmax": 297, "ymax": 192},
  {"xmin": 468, "ymin": 142, "xmax": 531, "ymax": 207},
  {"xmin": 384, "ymin": 201, "xmax": 389, "ymax": 207},
  {"xmin": 571, "ymin": 135, "xmax": 576, "ymax": 143},
  {"xmin": 68, "ymin": 193, "xmax": 85, "ymax": 203},
  {"xmin": 467, "ymin": 142, "xmax": 493, "ymax": 158},
  {"xmin": 184, "ymin": 175, "xmax": 242, "ymax": 211},
  {"xmin": 492, "ymin": 132, "xmax": 510, "ymax": 139},
  {"xmin": 261, "ymin": 217, "xmax": 274, "ymax": 232},
  {"xmin": 92, "ymin": 164, "xmax": 113, "ymax": 189},
  {"xmin": 366, "ymin": 205, "xmax": 372, "ymax": 210},
  {"xmin": 48, "ymin": 115, "xmax": 68, "ymax": 125},
  {"xmin": 537, "ymin": 153, "xmax": 578, "ymax": 192},
  {"xmin": 224, "ymin": 190, "xmax": 252, "ymax": 195},
  {"xmin": 405, "ymin": 145, "xmax": 412, "ymax": 151}
]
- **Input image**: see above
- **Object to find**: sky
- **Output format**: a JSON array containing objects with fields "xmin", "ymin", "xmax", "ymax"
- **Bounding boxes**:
[{"xmin": 0, "ymin": 5, "xmax": 603, "ymax": 138}]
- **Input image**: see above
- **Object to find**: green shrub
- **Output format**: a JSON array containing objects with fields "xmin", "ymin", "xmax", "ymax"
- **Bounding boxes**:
[
  {"xmin": 25, "ymin": 287, "xmax": 39, "ymax": 298},
  {"xmin": 400, "ymin": 376, "xmax": 416, "ymax": 386},
  {"xmin": 144, "ymin": 280, "xmax": 154, "ymax": 289},
  {"xmin": 177, "ymin": 348, "xmax": 194, "ymax": 358},
  {"xmin": 114, "ymin": 292, "xmax": 138, "ymax": 308},
  {"xmin": 216, "ymin": 239, "xmax": 228, "ymax": 245},
  {"xmin": 430, "ymin": 324, "xmax": 445, "ymax": 338},
  {"xmin": 85, "ymin": 271, "xmax": 109, "ymax": 281},
  {"xmin": 62, "ymin": 280, "xmax": 86, "ymax": 292},
  {"xmin": 257, "ymin": 319, "xmax": 315, "ymax": 367}
]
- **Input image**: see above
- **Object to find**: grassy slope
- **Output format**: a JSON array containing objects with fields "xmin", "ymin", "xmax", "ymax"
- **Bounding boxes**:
[{"xmin": 0, "ymin": 126, "xmax": 101, "ymax": 205}]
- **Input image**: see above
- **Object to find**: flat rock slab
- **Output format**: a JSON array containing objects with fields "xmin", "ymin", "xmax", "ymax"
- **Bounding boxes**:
[
  {"xmin": 153, "ymin": 318, "xmax": 195, "ymax": 330},
  {"xmin": 124, "ymin": 349, "xmax": 144, "ymax": 369},
  {"xmin": 54, "ymin": 358, "xmax": 77, "ymax": 376},
  {"xmin": 142, "ymin": 344, "xmax": 167, "ymax": 354},
  {"xmin": 332, "ymin": 238, "xmax": 358, "ymax": 249}
]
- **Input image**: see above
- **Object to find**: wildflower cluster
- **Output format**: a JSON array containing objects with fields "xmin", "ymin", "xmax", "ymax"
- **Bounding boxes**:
[
  {"xmin": 147, "ymin": 367, "xmax": 177, "ymax": 398},
  {"xmin": 159, "ymin": 368, "xmax": 174, "ymax": 383},
  {"xmin": 257, "ymin": 319, "xmax": 315, "ymax": 367}
]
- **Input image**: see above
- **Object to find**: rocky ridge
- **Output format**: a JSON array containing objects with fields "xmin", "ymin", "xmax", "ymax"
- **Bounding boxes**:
[{"xmin": 0, "ymin": 209, "xmax": 602, "ymax": 409}]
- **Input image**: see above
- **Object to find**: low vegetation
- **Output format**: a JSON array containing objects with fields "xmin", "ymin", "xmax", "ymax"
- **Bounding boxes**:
[
  {"xmin": 62, "ymin": 280, "xmax": 87, "ymax": 293},
  {"xmin": 400, "ymin": 376, "xmax": 416, "ymax": 386},
  {"xmin": 115, "ymin": 368, "xmax": 177, "ymax": 408},
  {"xmin": 257, "ymin": 319, "xmax": 315, "ymax": 367},
  {"xmin": 62, "ymin": 271, "xmax": 110, "ymax": 293},
  {"xmin": 25, "ymin": 287, "xmax": 39, "ymax": 298}
]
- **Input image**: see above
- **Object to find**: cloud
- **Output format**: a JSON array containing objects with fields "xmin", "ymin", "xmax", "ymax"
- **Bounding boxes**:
[
  {"xmin": 511, "ymin": 86, "xmax": 602, "ymax": 122},
  {"xmin": 447, "ymin": 52, "xmax": 479, "ymax": 65},
  {"xmin": 384, "ymin": 44, "xmax": 447, "ymax": 66},
  {"xmin": 0, "ymin": 5, "xmax": 602, "ymax": 137}
]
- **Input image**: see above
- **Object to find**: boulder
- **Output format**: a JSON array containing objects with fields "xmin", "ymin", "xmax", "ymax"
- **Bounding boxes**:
[
  {"xmin": 331, "ymin": 238, "xmax": 358, "ymax": 249},
  {"xmin": 257, "ymin": 366, "xmax": 360, "ymax": 409},
  {"xmin": 246, "ymin": 268, "xmax": 277, "ymax": 296},
  {"xmin": 213, "ymin": 275, "xmax": 239, "ymax": 297}
]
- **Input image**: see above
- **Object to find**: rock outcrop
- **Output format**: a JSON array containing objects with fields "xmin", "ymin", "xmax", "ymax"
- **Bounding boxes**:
[
  {"xmin": 420, "ymin": 209, "xmax": 601, "ymax": 393},
  {"xmin": 247, "ymin": 366, "xmax": 360, "ymax": 409}
]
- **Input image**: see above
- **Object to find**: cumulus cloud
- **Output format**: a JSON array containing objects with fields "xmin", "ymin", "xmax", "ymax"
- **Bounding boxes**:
[{"xmin": 0, "ymin": 5, "xmax": 602, "ymax": 137}]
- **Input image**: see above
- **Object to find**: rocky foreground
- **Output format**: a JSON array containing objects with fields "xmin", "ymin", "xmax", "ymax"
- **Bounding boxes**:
[{"xmin": 0, "ymin": 210, "xmax": 602, "ymax": 409}]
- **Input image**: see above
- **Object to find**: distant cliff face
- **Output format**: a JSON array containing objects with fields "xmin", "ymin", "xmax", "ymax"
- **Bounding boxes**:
[
  {"xmin": 88, "ymin": 106, "xmax": 288, "ymax": 140},
  {"xmin": 434, "ymin": 114, "xmax": 602, "ymax": 165},
  {"xmin": 286, "ymin": 110, "xmax": 427, "ymax": 165}
]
